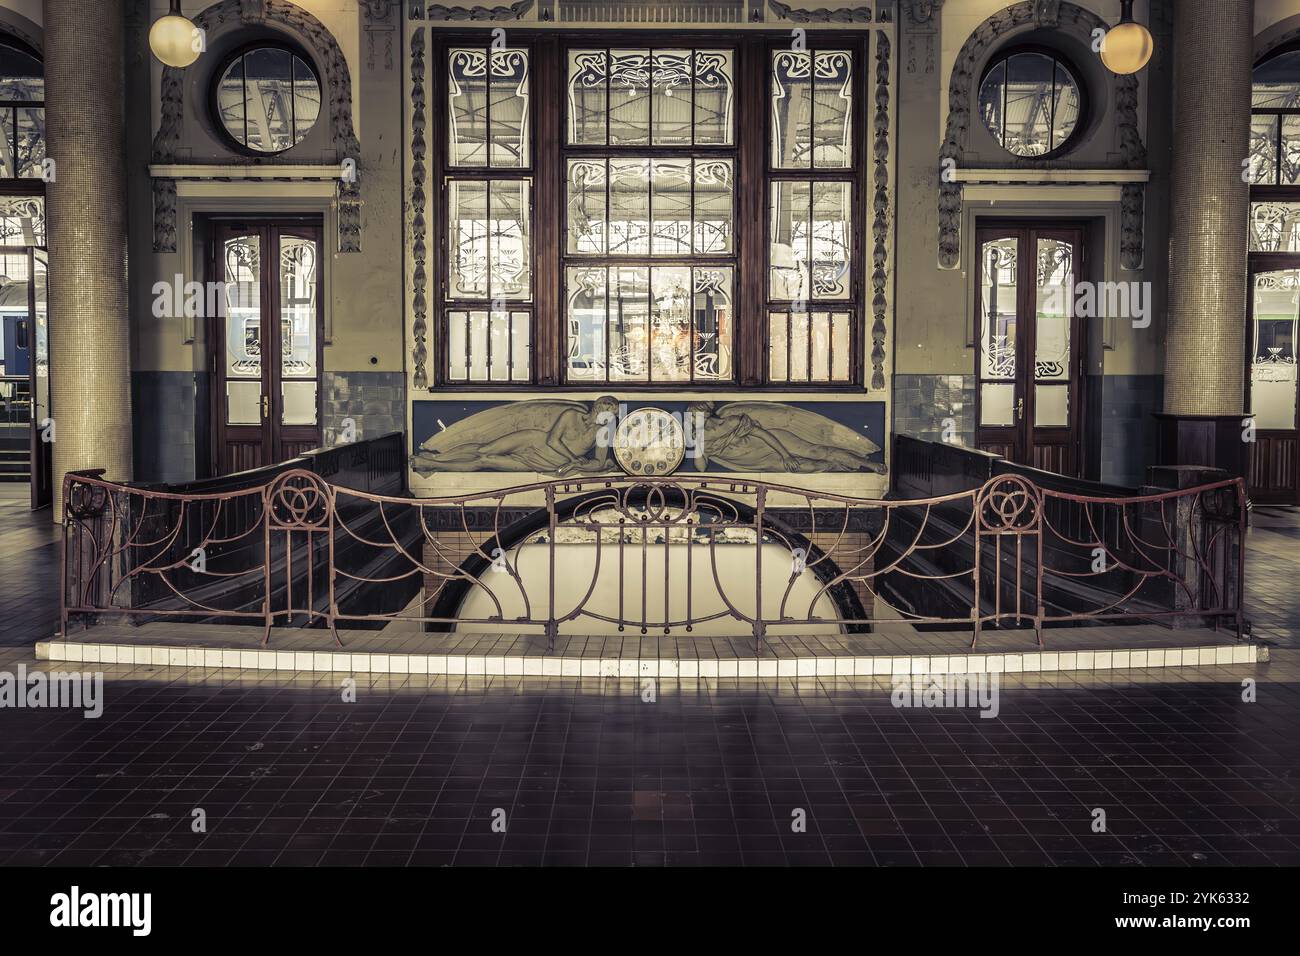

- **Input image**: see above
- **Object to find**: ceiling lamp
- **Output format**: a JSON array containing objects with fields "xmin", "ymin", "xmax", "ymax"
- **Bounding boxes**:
[
  {"xmin": 1101, "ymin": 0, "xmax": 1154, "ymax": 75},
  {"xmin": 149, "ymin": 0, "xmax": 202, "ymax": 69}
]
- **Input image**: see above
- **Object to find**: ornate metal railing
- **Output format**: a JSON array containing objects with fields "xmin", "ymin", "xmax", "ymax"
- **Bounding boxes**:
[{"xmin": 61, "ymin": 467, "xmax": 1247, "ymax": 649}]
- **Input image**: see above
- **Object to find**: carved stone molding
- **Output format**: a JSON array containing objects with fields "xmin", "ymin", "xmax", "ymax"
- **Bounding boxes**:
[
  {"xmin": 150, "ymin": 0, "xmax": 362, "ymax": 253},
  {"xmin": 902, "ymin": 0, "xmax": 940, "ymax": 25},
  {"xmin": 937, "ymin": 1, "xmax": 1146, "ymax": 269},
  {"xmin": 362, "ymin": 0, "xmax": 397, "ymax": 72},
  {"xmin": 767, "ymin": 1, "xmax": 878, "ymax": 24},
  {"xmin": 871, "ymin": 33, "xmax": 891, "ymax": 391},
  {"xmin": 409, "ymin": 27, "xmax": 429, "ymax": 389},
  {"xmin": 410, "ymin": 1, "xmax": 535, "ymax": 19},
  {"xmin": 903, "ymin": 0, "xmax": 940, "ymax": 74}
]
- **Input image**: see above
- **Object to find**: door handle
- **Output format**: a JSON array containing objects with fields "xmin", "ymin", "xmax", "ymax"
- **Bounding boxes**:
[
  {"xmin": 261, "ymin": 393, "xmax": 270, "ymax": 420},
  {"xmin": 1016, "ymin": 397, "xmax": 1024, "ymax": 421}
]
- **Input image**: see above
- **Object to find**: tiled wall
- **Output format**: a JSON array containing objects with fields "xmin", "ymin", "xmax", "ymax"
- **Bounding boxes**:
[
  {"xmin": 323, "ymin": 371, "xmax": 405, "ymax": 447},
  {"xmin": 893, "ymin": 374, "xmax": 976, "ymax": 447},
  {"xmin": 1101, "ymin": 374, "xmax": 1162, "ymax": 487},
  {"xmin": 132, "ymin": 371, "xmax": 195, "ymax": 483}
]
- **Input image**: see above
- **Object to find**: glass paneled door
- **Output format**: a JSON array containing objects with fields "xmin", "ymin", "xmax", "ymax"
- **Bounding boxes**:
[
  {"xmin": 1246, "ymin": 265, "xmax": 1300, "ymax": 503},
  {"xmin": 975, "ymin": 225, "xmax": 1084, "ymax": 475},
  {"xmin": 212, "ymin": 220, "xmax": 323, "ymax": 475}
]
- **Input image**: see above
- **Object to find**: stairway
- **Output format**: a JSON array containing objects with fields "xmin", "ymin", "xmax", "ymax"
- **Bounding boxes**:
[{"xmin": 0, "ymin": 430, "xmax": 28, "ymax": 483}]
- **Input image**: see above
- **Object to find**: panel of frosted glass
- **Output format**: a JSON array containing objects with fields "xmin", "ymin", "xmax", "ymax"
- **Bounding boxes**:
[
  {"xmin": 282, "ymin": 381, "xmax": 317, "ymax": 426},
  {"xmin": 651, "ymin": 266, "xmax": 692, "ymax": 381},
  {"xmin": 980, "ymin": 383, "xmax": 1015, "ymax": 426},
  {"xmin": 15, "ymin": 107, "xmax": 43, "ymax": 178},
  {"xmin": 566, "ymin": 159, "xmax": 606, "ymax": 255},
  {"xmin": 980, "ymin": 238, "xmax": 1017, "ymax": 378},
  {"xmin": 831, "ymin": 312, "xmax": 851, "ymax": 381},
  {"xmin": 448, "ymin": 49, "xmax": 488, "ymax": 166},
  {"xmin": 811, "ymin": 182, "xmax": 850, "ymax": 300},
  {"xmin": 490, "ymin": 49, "xmax": 530, "ymax": 167},
  {"xmin": 694, "ymin": 268, "xmax": 731, "ymax": 380},
  {"xmin": 244, "ymin": 47, "xmax": 294, "ymax": 153},
  {"xmin": 465, "ymin": 310, "xmax": 488, "ymax": 381},
  {"xmin": 769, "ymin": 181, "xmax": 810, "ymax": 300},
  {"xmin": 1253, "ymin": 50, "xmax": 1300, "ymax": 108},
  {"xmin": 652, "ymin": 50, "xmax": 691, "ymax": 146},
  {"xmin": 693, "ymin": 50, "xmax": 734, "ymax": 145},
  {"xmin": 610, "ymin": 49, "xmax": 650, "ymax": 146},
  {"xmin": 769, "ymin": 313, "xmax": 789, "ymax": 381},
  {"xmin": 1282, "ymin": 115, "xmax": 1300, "ymax": 185},
  {"xmin": 568, "ymin": 51, "xmax": 607, "ymax": 145},
  {"xmin": 1051, "ymin": 63, "xmax": 1079, "ymax": 152},
  {"xmin": 771, "ymin": 51, "xmax": 812, "ymax": 168},
  {"xmin": 609, "ymin": 266, "xmax": 650, "ymax": 380},
  {"xmin": 293, "ymin": 57, "xmax": 320, "ymax": 144},
  {"xmin": 1003, "ymin": 52, "xmax": 1053, "ymax": 157},
  {"xmin": 448, "ymin": 310, "xmax": 469, "ymax": 381},
  {"xmin": 489, "ymin": 179, "xmax": 530, "ymax": 300},
  {"xmin": 280, "ymin": 235, "xmax": 317, "ymax": 378},
  {"xmin": 788, "ymin": 312, "xmax": 810, "ymax": 381},
  {"xmin": 1249, "ymin": 114, "xmax": 1279, "ymax": 185},
  {"xmin": 810, "ymin": 311, "xmax": 831, "ymax": 380},
  {"xmin": 1250, "ymin": 201, "xmax": 1300, "ymax": 252},
  {"xmin": 448, "ymin": 180, "xmax": 488, "ymax": 297},
  {"xmin": 1252, "ymin": 271, "xmax": 1299, "ymax": 429},
  {"xmin": 609, "ymin": 159, "xmax": 650, "ymax": 255},
  {"xmin": 488, "ymin": 310, "xmax": 511, "ymax": 381},
  {"xmin": 978, "ymin": 59, "xmax": 1005, "ymax": 148},
  {"xmin": 651, "ymin": 159, "xmax": 691, "ymax": 256},
  {"xmin": 511, "ymin": 311, "xmax": 530, "ymax": 382},
  {"xmin": 693, "ymin": 159, "xmax": 732, "ymax": 254},
  {"xmin": 223, "ymin": 235, "xmax": 261, "ymax": 379},
  {"xmin": 227, "ymin": 381, "xmax": 261, "ymax": 426},
  {"xmin": 1035, "ymin": 239, "xmax": 1071, "ymax": 380},
  {"xmin": 1034, "ymin": 385, "xmax": 1068, "ymax": 428},
  {"xmin": 566, "ymin": 267, "xmax": 607, "ymax": 381},
  {"xmin": 812, "ymin": 52, "xmax": 852, "ymax": 168}
]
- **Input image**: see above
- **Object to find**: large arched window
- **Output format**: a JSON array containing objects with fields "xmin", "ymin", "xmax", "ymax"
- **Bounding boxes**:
[
  {"xmin": 0, "ymin": 39, "xmax": 43, "ymax": 179},
  {"xmin": 1249, "ymin": 48, "xmax": 1300, "ymax": 186}
]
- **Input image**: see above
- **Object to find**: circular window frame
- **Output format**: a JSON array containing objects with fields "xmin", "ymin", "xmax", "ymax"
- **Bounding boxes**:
[
  {"xmin": 208, "ymin": 40, "xmax": 322, "ymax": 157},
  {"xmin": 977, "ymin": 45, "xmax": 1089, "ymax": 160}
]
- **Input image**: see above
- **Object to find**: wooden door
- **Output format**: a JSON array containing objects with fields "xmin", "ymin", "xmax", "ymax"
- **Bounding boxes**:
[
  {"xmin": 974, "ymin": 224, "xmax": 1084, "ymax": 475},
  {"xmin": 211, "ymin": 221, "xmax": 323, "ymax": 475}
]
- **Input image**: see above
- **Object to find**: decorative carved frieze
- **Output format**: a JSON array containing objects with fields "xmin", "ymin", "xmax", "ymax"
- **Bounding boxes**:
[
  {"xmin": 411, "ymin": 1, "xmax": 535, "ymax": 19},
  {"xmin": 767, "ymin": 1, "xmax": 878, "ymax": 24},
  {"xmin": 409, "ymin": 27, "xmax": 429, "ymax": 389},
  {"xmin": 871, "ymin": 33, "xmax": 891, "ymax": 391}
]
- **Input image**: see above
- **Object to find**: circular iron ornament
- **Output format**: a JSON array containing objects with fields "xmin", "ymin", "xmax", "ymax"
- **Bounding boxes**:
[
  {"xmin": 977, "ymin": 475, "xmax": 1041, "ymax": 532},
  {"xmin": 267, "ymin": 470, "xmax": 331, "ymax": 529},
  {"xmin": 613, "ymin": 407, "xmax": 686, "ymax": 477},
  {"xmin": 65, "ymin": 481, "xmax": 108, "ymax": 519}
]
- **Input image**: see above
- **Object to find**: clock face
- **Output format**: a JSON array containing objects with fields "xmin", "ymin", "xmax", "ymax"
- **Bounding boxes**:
[{"xmin": 613, "ymin": 407, "xmax": 685, "ymax": 477}]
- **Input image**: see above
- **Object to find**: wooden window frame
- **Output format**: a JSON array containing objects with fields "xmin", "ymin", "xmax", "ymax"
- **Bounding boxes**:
[{"xmin": 430, "ymin": 29, "xmax": 869, "ymax": 391}]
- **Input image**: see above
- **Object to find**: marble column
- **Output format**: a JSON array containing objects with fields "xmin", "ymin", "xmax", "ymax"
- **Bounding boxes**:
[{"xmin": 43, "ymin": 0, "xmax": 132, "ymax": 514}]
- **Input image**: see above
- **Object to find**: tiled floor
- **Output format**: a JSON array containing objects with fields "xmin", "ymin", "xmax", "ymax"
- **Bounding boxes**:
[{"xmin": 0, "ymin": 483, "xmax": 1298, "ymax": 866}]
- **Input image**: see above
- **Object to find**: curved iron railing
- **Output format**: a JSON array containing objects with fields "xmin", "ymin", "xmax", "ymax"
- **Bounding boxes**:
[{"xmin": 61, "ymin": 467, "xmax": 1247, "ymax": 649}]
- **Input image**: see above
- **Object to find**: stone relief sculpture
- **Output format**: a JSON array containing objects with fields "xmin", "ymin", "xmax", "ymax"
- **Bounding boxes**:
[
  {"xmin": 412, "ymin": 397, "xmax": 620, "ymax": 476},
  {"xmin": 686, "ymin": 402, "xmax": 885, "ymax": 474},
  {"xmin": 412, "ymin": 398, "xmax": 885, "ymax": 475}
]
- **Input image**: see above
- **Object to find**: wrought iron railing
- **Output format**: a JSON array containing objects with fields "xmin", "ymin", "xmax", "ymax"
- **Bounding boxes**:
[{"xmin": 60, "ymin": 463, "xmax": 1248, "ymax": 650}]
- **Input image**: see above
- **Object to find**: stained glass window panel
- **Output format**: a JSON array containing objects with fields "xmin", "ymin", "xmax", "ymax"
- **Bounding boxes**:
[
  {"xmin": 489, "ymin": 49, "xmax": 530, "ymax": 167},
  {"xmin": 693, "ymin": 50, "xmax": 734, "ymax": 145}
]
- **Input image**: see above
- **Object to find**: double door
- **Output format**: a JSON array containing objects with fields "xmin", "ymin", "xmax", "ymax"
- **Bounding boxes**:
[
  {"xmin": 211, "ymin": 220, "xmax": 323, "ymax": 475},
  {"xmin": 974, "ymin": 224, "xmax": 1084, "ymax": 476}
]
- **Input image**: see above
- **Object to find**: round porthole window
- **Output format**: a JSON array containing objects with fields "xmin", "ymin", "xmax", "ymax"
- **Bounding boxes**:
[
  {"xmin": 978, "ymin": 49, "xmax": 1084, "ymax": 157},
  {"xmin": 213, "ymin": 45, "xmax": 321, "ymax": 154}
]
